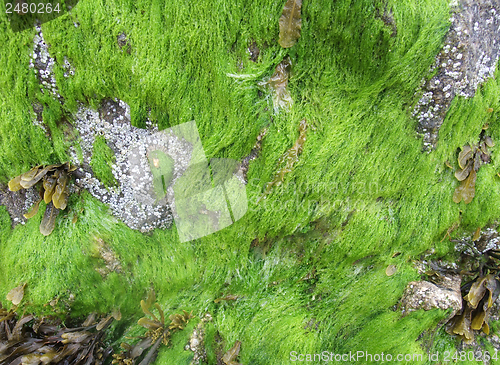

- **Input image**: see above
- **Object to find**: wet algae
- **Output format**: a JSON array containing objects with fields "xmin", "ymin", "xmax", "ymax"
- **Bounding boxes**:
[{"xmin": 1, "ymin": 0, "xmax": 500, "ymax": 363}]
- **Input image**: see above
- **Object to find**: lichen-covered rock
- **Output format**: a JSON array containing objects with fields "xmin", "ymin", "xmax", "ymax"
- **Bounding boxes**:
[
  {"xmin": 414, "ymin": 0, "xmax": 500, "ymax": 150},
  {"xmin": 400, "ymin": 275, "xmax": 462, "ymax": 316}
]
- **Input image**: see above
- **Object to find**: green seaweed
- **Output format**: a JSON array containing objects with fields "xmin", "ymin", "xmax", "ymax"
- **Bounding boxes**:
[
  {"xmin": 147, "ymin": 150, "xmax": 174, "ymax": 202},
  {"xmin": 259, "ymin": 118, "xmax": 307, "ymax": 201},
  {"xmin": 278, "ymin": 0, "xmax": 302, "ymax": 48},
  {"xmin": 90, "ymin": 135, "xmax": 117, "ymax": 187},
  {"xmin": 2, "ymin": 0, "xmax": 500, "ymax": 363}
]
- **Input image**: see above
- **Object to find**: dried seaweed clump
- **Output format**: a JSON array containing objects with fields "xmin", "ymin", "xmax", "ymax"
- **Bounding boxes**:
[
  {"xmin": 278, "ymin": 0, "xmax": 302, "ymax": 48},
  {"xmin": 112, "ymin": 290, "xmax": 193, "ymax": 365},
  {"xmin": 6, "ymin": 282, "xmax": 26, "ymax": 306},
  {"xmin": 222, "ymin": 340, "xmax": 242, "ymax": 365},
  {"xmin": 8, "ymin": 162, "xmax": 76, "ymax": 235},
  {"xmin": 258, "ymin": 119, "xmax": 307, "ymax": 202},
  {"xmin": 0, "ymin": 285, "xmax": 117, "ymax": 364},
  {"xmin": 443, "ymin": 228, "xmax": 500, "ymax": 343},
  {"xmin": 259, "ymin": 58, "xmax": 293, "ymax": 112},
  {"xmin": 453, "ymin": 135, "xmax": 493, "ymax": 204},
  {"xmin": 446, "ymin": 274, "xmax": 500, "ymax": 343}
]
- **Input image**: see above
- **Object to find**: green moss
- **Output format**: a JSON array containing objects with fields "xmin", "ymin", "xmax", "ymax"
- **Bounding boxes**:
[
  {"xmin": 155, "ymin": 319, "xmax": 197, "ymax": 364},
  {"xmin": 90, "ymin": 135, "xmax": 117, "ymax": 187},
  {"xmin": 0, "ymin": 206, "xmax": 12, "ymax": 243},
  {"xmin": 1, "ymin": 0, "xmax": 500, "ymax": 363}
]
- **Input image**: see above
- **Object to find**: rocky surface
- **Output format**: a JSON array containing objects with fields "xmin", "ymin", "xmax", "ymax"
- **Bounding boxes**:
[
  {"xmin": 454, "ymin": 227, "xmax": 500, "ymax": 254},
  {"xmin": 184, "ymin": 313, "xmax": 212, "ymax": 365},
  {"xmin": 414, "ymin": 0, "xmax": 500, "ymax": 150},
  {"xmin": 399, "ymin": 274, "xmax": 462, "ymax": 316},
  {"xmin": 70, "ymin": 102, "xmax": 177, "ymax": 232},
  {"xmin": 23, "ymin": 26, "xmax": 191, "ymax": 233},
  {"xmin": 0, "ymin": 184, "xmax": 39, "ymax": 228}
]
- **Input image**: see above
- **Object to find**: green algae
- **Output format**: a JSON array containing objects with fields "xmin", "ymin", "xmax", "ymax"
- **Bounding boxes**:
[
  {"xmin": 259, "ymin": 118, "xmax": 307, "ymax": 201},
  {"xmin": 1, "ymin": 0, "xmax": 500, "ymax": 363},
  {"xmin": 91, "ymin": 135, "xmax": 117, "ymax": 187}
]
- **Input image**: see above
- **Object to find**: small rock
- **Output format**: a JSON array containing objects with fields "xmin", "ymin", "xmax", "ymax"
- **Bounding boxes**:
[{"xmin": 399, "ymin": 274, "xmax": 462, "ymax": 316}]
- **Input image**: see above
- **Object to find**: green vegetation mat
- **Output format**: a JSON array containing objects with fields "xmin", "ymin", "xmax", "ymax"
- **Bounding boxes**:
[{"xmin": 1, "ymin": 0, "xmax": 500, "ymax": 363}]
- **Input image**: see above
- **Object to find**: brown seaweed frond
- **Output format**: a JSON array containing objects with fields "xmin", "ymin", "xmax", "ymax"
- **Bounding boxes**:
[
  {"xmin": 8, "ymin": 162, "xmax": 77, "ymax": 235},
  {"xmin": 0, "ymin": 285, "xmax": 117, "ymax": 365},
  {"xmin": 112, "ymin": 289, "xmax": 193, "ymax": 365},
  {"xmin": 222, "ymin": 340, "xmax": 243, "ymax": 365},
  {"xmin": 278, "ymin": 0, "xmax": 302, "ymax": 48},
  {"xmin": 452, "ymin": 135, "xmax": 493, "ymax": 204},
  {"xmin": 259, "ymin": 58, "xmax": 293, "ymax": 112}
]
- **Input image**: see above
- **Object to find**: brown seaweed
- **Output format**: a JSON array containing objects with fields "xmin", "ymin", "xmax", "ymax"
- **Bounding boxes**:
[
  {"xmin": 43, "ymin": 172, "xmax": 58, "ymax": 204},
  {"xmin": 7, "ymin": 175, "xmax": 23, "ymax": 191},
  {"xmin": 222, "ymin": 341, "xmax": 242, "ymax": 365},
  {"xmin": 447, "ymin": 274, "xmax": 500, "ymax": 344},
  {"xmin": 0, "ymin": 300, "xmax": 116, "ymax": 365},
  {"xmin": 453, "ymin": 169, "xmax": 476, "ymax": 204},
  {"xmin": 278, "ymin": 0, "xmax": 302, "ymax": 48},
  {"xmin": 385, "ymin": 265, "xmax": 397, "ymax": 276},
  {"xmin": 23, "ymin": 198, "xmax": 42, "ymax": 219},
  {"xmin": 449, "ymin": 307, "xmax": 474, "ymax": 343},
  {"xmin": 40, "ymin": 202, "xmax": 60, "ymax": 236},
  {"xmin": 452, "ymin": 136, "xmax": 493, "ymax": 204},
  {"xmin": 458, "ymin": 145, "xmax": 473, "ymax": 169},
  {"xmin": 19, "ymin": 165, "xmax": 41, "ymax": 183},
  {"xmin": 464, "ymin": 275, "xmax": 489, "ymax": 308},
  {"xmin": 484, "ymin": 137, "xmax": 494, "ymax": 148},
  {"xmin": 259, "ymin": 119, "xmax": 307, "ymax": 201},
  {"xmin": 168, "ymin": 310, "xmax": 193, "ymax": 331},
  {"xmin": 19, "ymin": 164, "xmax": 61, "ymax": 189},
  {"xmin": 112, "ymin": 290, "xmax": 193, "ymax": 365},
  {"xmin": 472, "ymin": 227, "xmax": 481, "ymax": 241},
  {"xmin": 454, "ymin": 160, "xmax": 472, "ymax": 181},
  {"xmin": 260, "ymin": 58, "xmax": 293, "ymax": 111},
  {"xmin": 52, "ymin": 170, "xmax": 69, "ymax": 210},
  {"xmin": 6, "ymin": 283, "xmax": 26, "ymax": 306},
  {"xmin": 214, "ymin": 294, "xmax": 239, "ymax": 303}
]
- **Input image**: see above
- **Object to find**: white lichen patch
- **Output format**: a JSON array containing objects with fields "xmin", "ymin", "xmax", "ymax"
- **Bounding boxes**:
[
  {"xmin": 184, "ymin": 313, "xmax": 212, "ymax": 365},
  {"xmin": 29, "ymin": 25, "xmax": 61, "ymax": 132},
  {"xmin": 29, "ymin": 25, "xmax": 59, "ymax": 98},
  {"xmin": 414, "ymin": 0, "xmax": 500, "ymax": 150},
  {"xmin": 70, "ymin": 99, "xmax": 180, "ymax": 232}
]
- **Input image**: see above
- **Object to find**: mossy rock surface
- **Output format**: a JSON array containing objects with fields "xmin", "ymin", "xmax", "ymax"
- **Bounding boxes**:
[{"xmin": 1, "ymin": 0, "xmax": 500, "ymax": 363}]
